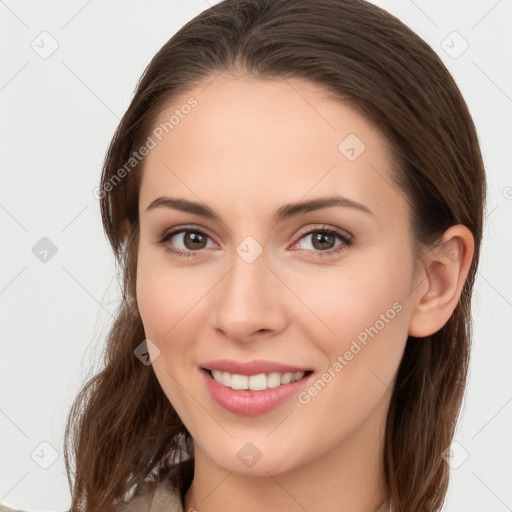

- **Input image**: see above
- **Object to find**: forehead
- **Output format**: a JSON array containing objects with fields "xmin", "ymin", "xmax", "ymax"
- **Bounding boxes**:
[{"xmin": 139, "ymin": 74, "xmax": 407, "ymax": 225}]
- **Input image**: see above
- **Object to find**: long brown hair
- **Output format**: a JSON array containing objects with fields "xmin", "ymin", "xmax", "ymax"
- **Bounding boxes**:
[{"xmin": 64, "ymin": 1, "xmax": 486, "ymax": 510}]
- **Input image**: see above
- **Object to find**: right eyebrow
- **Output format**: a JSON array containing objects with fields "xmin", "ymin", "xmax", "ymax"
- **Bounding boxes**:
[{"xmin": 144, "ymin": 196, "xmax": 221, "ymax": 220}]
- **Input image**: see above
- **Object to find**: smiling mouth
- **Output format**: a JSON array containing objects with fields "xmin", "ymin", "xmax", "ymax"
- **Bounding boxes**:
[{"xmin": 202, "ymin": 368, "xmax": 314, "ymax": 391}]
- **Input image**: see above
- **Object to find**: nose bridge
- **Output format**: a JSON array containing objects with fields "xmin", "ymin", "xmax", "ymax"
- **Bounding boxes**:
[{"xmin": 212, "ymin": 238, "xmax": 283, "ymax": 338}]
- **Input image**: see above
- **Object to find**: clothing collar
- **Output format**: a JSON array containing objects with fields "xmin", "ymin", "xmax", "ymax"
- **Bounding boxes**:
[{"xmin": 148, "ymin": 482, "xmax": 391, "ymax": 512}]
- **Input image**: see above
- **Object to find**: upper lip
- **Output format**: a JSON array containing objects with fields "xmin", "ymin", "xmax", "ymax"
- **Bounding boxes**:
[{"xmin": 201, "ymin": 359, "xmax": 313, "ymax": 376}]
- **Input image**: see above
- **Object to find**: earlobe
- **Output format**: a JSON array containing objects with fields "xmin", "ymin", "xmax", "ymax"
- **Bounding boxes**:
[
  {"xmin": 121, "ymin": 219, "xmax": 131, "ymax": 242},
  {"xmin": 408, "ymin": 225, "xmax": 474, "ymax": 338}
]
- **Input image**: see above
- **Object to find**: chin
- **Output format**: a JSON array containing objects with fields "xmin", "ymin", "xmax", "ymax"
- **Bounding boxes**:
[{"xmin": 200, "ymin": 439, "xmax": 307, "ymax": 477}]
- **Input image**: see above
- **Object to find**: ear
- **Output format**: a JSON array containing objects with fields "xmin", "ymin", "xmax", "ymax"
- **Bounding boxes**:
[
  {"xmin": 119, "ymin": 219, "xmax": 139, "ymax": 310},
  {"xmin": 408, "ymin": 225, "xmax": 475, "ymax": 338},
  {"xmin": 120, "ymin": 218, "xmax": 131, "ymax": 246}
]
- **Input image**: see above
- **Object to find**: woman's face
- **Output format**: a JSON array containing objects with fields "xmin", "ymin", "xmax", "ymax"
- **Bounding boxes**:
[{"xmin": 136, "ymin": 74, "xmax": 420, "ymax": 475}]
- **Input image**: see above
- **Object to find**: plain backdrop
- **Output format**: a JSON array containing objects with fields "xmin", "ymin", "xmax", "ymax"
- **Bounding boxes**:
[{"xmin": 1, "ymin": 0, "xmax": 511, "ymax": 510}]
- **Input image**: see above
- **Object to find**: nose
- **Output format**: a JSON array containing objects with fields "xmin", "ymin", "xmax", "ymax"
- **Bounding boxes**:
[{"xmin": 211, "ymin": 246, "xmax": 287, "ymax": 343}]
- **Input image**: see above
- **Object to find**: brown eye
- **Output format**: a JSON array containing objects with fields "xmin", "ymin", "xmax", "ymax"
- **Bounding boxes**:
[
  {"xmin": 293, "ymin": 227, "xmax": 353, "ymax": 258},
  {"xmin": 310, "ymin": 231, "xmax": 337, "ymax": 250},
  {"xmin": 158, "ymin": 228, "xmax": 216, "ymax": 256},
  {"xmin": 182, "ymin": 231, "xmax": 208, "ymax": 250}
]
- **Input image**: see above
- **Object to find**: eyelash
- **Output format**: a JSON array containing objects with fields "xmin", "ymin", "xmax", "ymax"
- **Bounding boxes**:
[{"xmin": 155, "ymin": 225, "xmax": 353, "ymax": 259}]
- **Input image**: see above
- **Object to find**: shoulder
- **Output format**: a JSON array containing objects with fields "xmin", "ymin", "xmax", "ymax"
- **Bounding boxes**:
[
  {"xmin": 0, "ymin": 481, "xmax": 184, "ymax": 512},
  {"xmin": 113, "ymin": 478, "xmax": 184, "ymax": 512},
  {"xmin": 103, "ymin": 479, "xmax": 185, "ymax": 512},
  {"xmin": 113, "ymin": 483, "xmax": 184, "ymax": 512}
]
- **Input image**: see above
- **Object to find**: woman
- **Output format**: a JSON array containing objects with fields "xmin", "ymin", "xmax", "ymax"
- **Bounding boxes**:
[{"xmin": 4, "ymin": 0, "xmax": 486, "ymax": 511}]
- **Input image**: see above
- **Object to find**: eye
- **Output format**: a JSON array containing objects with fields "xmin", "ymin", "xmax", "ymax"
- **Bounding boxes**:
[
  {"xmin": 155, "ymin": 226, "xmax": 217, "ymax": 257},
  {"xmin": 292, "ymin": 225, "xmax": 353, "ymax": 258},
  {"xmin": 154, "ymin": 224, "xmax": 353, "ymax": 259}
]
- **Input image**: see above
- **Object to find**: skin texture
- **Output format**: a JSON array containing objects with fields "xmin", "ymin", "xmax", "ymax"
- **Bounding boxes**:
[{"xmin": 135, "ymin": 73, "xmax": 474, "ymax": 512}]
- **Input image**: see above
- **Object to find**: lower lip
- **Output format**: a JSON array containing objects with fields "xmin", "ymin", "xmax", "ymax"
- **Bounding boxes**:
[{"xmin": 200, "ymin": 369, "xmax": 313, "ymax": 416}]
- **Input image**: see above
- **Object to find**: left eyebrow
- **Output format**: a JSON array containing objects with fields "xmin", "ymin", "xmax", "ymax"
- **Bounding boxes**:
[
  {"xmin": 272, "ymin": 195, "xmax": 374, "ymax": 223},
  {"xmin": 144, "ymin": 194, "xmax": 374, "ymax": 223}
]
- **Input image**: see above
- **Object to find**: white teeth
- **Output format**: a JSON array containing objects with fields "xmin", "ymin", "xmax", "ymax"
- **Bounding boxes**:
[
  {"xmin": 209, "ymin": 370, "xmax": 306, "ymax": 390},
  {"xmin": 267, "ymin": 372, "xmax": 281, "ymax": 388},
  {"xmin": 248, "ymin": 373, "xmax": 267, "ymax": 391},
  {"xmin": 281, "ymin": 372, "xmax": 293, "ymax": 384},
  {"xmin": 231, "ymin": 374, "xmax": 249, "ymax": 390},
  {"xmin": 221, "ymin": 371, "xmax": 231, "ymax": 387}
]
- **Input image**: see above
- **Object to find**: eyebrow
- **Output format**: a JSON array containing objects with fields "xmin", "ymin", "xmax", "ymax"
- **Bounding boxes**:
[{"xmin": 144, "ymin": 195, "xmax": 373, "ymax": 223}]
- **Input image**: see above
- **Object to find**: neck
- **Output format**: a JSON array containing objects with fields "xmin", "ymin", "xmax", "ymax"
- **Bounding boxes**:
[{"xmin": 183, "ymin": 393, "xmax": 390, "ymax": 512}]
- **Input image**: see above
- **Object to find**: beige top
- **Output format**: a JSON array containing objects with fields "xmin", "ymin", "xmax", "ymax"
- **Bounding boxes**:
[
  {"xmin": 0, "ymin": 481, "xmax": 391, "ymax": 512},
  {"xmin": 118, "ymin": 484, "xmax": 392, "ymax": 511},
  {"xmin": 113, "ymin": 481, "xmax": 184, "ymax": 512},
  {"xmin": 0, "ymin": 484, "xmax": 182, "ymax": 512}
]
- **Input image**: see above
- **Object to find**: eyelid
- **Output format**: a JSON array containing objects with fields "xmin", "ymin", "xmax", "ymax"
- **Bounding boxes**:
[
  {"xmin": 156, "ymin": 224, "xmax": 219, "ymax": 249},
  {"xmin": 293, "ymin": 223, "xmax": 353, "ymax": 245},
  {"xmin": 158, "ymin": 224, "xmax": 352, "ymax": 245},
  {"xmin": 159, "ymin": 224, "xmax": 218, "ymax": 241},
  {"xmin": 156, "ymin": 223, "xmax": 353, "ymax": 257}
]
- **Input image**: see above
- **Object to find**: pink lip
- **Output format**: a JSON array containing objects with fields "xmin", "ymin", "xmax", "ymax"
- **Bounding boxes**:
[
  {"xmin": 201, "ymin": 359, "xmax": 312, "ymax": 376},
  {"xmin": 200, "ymin": 367, "xmax": 314, "ymax": 416}
]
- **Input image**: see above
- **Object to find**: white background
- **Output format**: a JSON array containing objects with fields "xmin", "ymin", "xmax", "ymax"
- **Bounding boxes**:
[{"xmin": 0, "ymin": 0, "xmax": 511, "ymax": 510}]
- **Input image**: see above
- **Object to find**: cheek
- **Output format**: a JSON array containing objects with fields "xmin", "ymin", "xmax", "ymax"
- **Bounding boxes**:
[
  {"xmin": 284, "ymin": 259, "xmax": 410, "ymax": 350},
  {"xmin": 135, "ymin": 258, "xmax": 202, "ymax": 422},
  {"xmin": 290, "ymin": 255, "xmax": 412, "ymax": 412},
  {"xmin": 294, "ymin": 300, "xmax": 408, "ymax": 457},
  {"xmin": 136, "ymin": 269, "xmax": 172, "ymax": 342},
  {"xmin": 136, "ymin": 251, "xmax": 204, "ymax": 344},
  {"xmin": 135, "ymin": 256, "xmax": 215, "ymax": 412}
]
